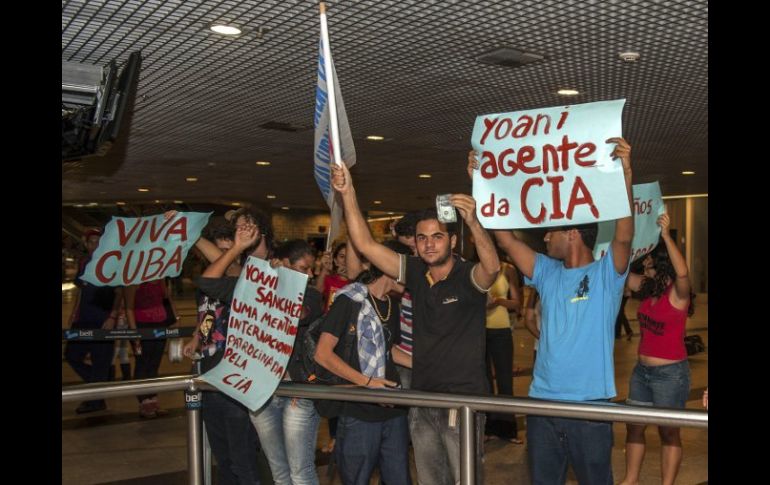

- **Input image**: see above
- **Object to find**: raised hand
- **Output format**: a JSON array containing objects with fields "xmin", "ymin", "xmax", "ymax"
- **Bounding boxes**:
[
  {"xmin": 467, "ymin": 150, "xmax": 480, "ymax": 180},
  {"xmin": 606, "ymin": 137, "xmax": 632, "ymax": 172},
  {"xmin": 449, "ymin": 193, "xmax": 479, "ymax": 225},
  {"xmin": 331, "ymin": 161, "xmax": 354, "ymax": 195},
  {"xmin": 657, "ymin": 213, "xmax": 671, "ymax": 238}
]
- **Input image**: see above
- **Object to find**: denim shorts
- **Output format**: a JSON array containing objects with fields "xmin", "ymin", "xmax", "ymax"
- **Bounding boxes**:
[{"xmin": 627, "ymin": 360, "xmax": 690, "ymax": 408}]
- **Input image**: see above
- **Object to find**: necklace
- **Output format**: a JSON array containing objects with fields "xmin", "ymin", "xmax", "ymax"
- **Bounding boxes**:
[{"xmin": 368, "ymin": 292, "xmax": 392, "ymax": 321}]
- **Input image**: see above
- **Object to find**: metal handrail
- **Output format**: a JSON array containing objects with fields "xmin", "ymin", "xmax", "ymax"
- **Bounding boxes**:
[
  {"xmin": 62, "ymin": 375, "xmax": 708, "ymax": 485},
  {"xmin": 61, "ymin": 376, "xmax": 708, "ymax": 428}
]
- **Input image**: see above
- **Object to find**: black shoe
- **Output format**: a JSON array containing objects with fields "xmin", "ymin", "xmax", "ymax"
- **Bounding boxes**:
[{"xmin": 76, "ymin": 400, "xmax": 107, "ymax": 414}]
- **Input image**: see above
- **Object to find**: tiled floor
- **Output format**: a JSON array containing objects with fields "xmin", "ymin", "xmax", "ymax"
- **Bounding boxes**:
[{"xmin": 62, "ymin": 290, "xmax": 708, "ymax": 484}]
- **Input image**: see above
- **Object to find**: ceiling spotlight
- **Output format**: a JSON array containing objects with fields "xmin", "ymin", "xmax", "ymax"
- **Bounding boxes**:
[
  {"xmin": 557, "ymin": 89, "xmax": 579, "ymax": 95},
  {"xmin": 154, "ymin": 200, "xmax": 161, "ymax": 203},
  {"xmin": 281, "ymin": 206, "xmax": 290, "ymax": 210},
  {"xmin": 681, "ymin": 171, "xmax": 695, "ymax": 175},
  {"xmin": 232, "ymin": 202, "xmax": 242, "ymax": 206},
  {"xmin": 116, "ymin": 202, "xmax": 126, "ymax": 206},
  {"xmin": 186, "ymin": 177, "xmax": 198, "ymax": 182},
  {"xmin": 210, "ymin": 23, "xmax": 242, "ymax": 36},
  {"xmin": 255, "ymin": 161, "xmax": 271, "ymax": 166},
  {"xmin": 137, "ymin": 188, "xmax": 150, "ymax": 192},
  {"xmin": 266, "ymin": 195, "xmax": 277, "ymax": 199},
  {"xmin": 174, "ymin": 200, "xmax": 184, "ymax": 204},
  {"xmin": 373, "ymin": 200, "xmax": 382, "ymax": 204},
  {"xmin": 366, "ymin": 135, "xmax": 385, "ymax": 141},
  {"xmin": 418, "ymin": 174, "xmax": 432, "ymax": 179},
  {"xmin": 619, "ymin": 51, "xmax": 640, "ymax": 63}
]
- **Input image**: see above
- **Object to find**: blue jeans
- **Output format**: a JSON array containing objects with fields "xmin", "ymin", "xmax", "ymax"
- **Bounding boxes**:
[
  {"xmin": 527, "ymin": 415, "xmax": 613, "ymax": 485},
  {"xmin": 627, "ymin": 360, "xmax": 690, "ymax": 408},
  {"xmin": 408, "ymin": 407, "xmax": 485, "ymax": 485},
  {"xmin": 336, "ymin": 415, "xmax": 412, "ymax": 485},
  {"xmin": 202, "ymin": 391, "xmax": 262, "ymax": 485},
  {"xmin": 250, "ymin": 395, "xmax": 320, "ymax": 485}
]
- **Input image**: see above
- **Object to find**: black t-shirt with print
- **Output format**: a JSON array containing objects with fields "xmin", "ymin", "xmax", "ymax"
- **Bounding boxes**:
[
  {"xmin": 405, "ymin": 255, "xmax": 489, "ymax": 394},
  {"xmin": 316, "ymin": 292, "xmax": 406, "ymax": 422}
]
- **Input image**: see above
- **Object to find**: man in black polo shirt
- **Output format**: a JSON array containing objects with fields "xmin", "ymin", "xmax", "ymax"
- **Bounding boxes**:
[{"xmin": 331, "ymin": 162, "xmax": 500, "ymax": 485}]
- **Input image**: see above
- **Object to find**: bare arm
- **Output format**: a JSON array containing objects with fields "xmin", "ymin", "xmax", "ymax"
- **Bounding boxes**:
[
  {"xmin": 345, "ymin": 238, "xmax": 365, "ymax": 281},
  {"xmin": 524, "ymin": 308, "xmax": 540, "ymax": 339},
  {"xmin": 314, "ymin": 251, "xmax": 331, "ymax": 292},
  {"xmin": 626, "ymin": 272, "xmax": 645, "ymax": 292},
  {"xmin": 607, "ymin": 137, "xmax": 634, "ymax": 274},
  {"xmin": 101, "ymin": 287, "xmax": 125, "ymax": 330},
  {"xmin": 202, "ymin": 225, "xmax": 258, "ymax": 278},
  {"xmin": 658, "ymin": 213, "xmax": 691, "ymax": 305},
  {"xmin": 332, "ymin": 162, "xmax": 401, "ymax": 279},
  {"xmin": 450, "ymin": 194, "xmax": 500, "ymax": 289},
  {"xmin": 162, "ymin": 281, "xmax": 180, "ymax": 326},
  {"xmin": 124, "ymin": 285, "xmax": 141, "ymax": 351},
  {"xmin": 195, "ymin": 237, "xmax": 225, "ymax": 264},
  {"xmin": 314, "ymin": 332, "xmax": 396, "ymax": 388},
  {"xmin": 493, "ymin": 230, "xmax": 536, "ymax": 280},
  {"xmin": 391, "ymin": 346, "xmax": 412, "ymax": 369}
]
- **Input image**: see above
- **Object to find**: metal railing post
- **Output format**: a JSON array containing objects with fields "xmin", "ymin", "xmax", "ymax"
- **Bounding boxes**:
[
  {"xmin": 460, "ymin": 406, "xmax": 475, "ymax": 485},
  {"xmin": 202, "ymin": 419, "xmax": 212, "ymax": 485},
  {"xmin": 185, "ymin": 380, "xmax": 203, "ymax": 485}
]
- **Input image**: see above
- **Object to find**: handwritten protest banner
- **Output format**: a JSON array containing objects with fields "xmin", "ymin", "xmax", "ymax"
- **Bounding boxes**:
[
  {"xmin": 471, "ymin": 99, "xmax": 629, "ymax": 229},
  {"xmin": 200, "ymin": 257, "xmax": 308, "ymax": 412},
  {"xmin": 593, "ymin": 181, "xmax": 665, "ymax": 262},
  {"xmin": 82, "ymin": 212, "xmax": 211, "ymax": 286}
]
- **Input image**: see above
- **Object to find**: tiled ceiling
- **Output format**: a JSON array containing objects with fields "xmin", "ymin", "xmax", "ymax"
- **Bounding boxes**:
[{"xmin": 62, "ymin": 0, "xmax": 708, "ymax": 212}]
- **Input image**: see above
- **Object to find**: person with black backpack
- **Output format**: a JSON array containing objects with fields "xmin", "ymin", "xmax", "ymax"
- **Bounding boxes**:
[{"xmin": 314, "ymin": 240, "xmax": 414, "ymax": 485}]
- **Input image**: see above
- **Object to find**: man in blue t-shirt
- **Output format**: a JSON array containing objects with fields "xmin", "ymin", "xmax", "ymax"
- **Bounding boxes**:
[{"xmin": 484, "ymin": 137, "xmax": 634, "ymax": 485}]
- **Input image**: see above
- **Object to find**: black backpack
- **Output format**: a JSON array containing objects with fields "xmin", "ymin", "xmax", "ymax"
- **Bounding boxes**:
[
  {"xmin": 684, "ymin": 334, "xmax": 706, "ymax": 356},
  {"xmin": 288, "ymin": 301, "xmax": 361, "ymax": 384}
]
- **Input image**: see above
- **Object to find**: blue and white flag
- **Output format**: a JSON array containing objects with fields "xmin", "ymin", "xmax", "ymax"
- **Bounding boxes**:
[{"xmin": 314, "ymin": 5, "xmax": 356, "ymax": 248}]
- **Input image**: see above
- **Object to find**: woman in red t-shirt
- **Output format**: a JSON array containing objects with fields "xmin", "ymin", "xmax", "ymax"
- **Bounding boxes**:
[
  {"xmin": 619, "ymin": 214, "xmax": 696, "ymax": 485},
  {"xmin": 315, "ymin": 242, "xmax": 350, "ymax": 314}
]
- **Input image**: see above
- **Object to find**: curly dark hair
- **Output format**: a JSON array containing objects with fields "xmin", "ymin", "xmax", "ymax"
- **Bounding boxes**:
[{"xmin": 635, "ymin": 241, "xmax": 695, "ymax": 316}]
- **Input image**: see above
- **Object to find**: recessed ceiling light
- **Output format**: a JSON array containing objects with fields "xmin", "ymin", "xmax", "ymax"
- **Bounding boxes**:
[
  {"xmin": 373, "ymin": 200, "xmax": 382, "ymax": 204},
  {"xmin": 232, "ymin": 202, "xmax": 241, "ymax": 206},
  {"xmin": 116, "ymin": 202, "xmax": 126, "ymax": 206},
  {"xmin": 681, "ymin": 171, "xmax": 695, "ymax": 175},
  {"xmin": 388, "ymin": 212, "xmax": 394, "ymax": 215},
  {"xmin": 174, "ymin": 200, "xmax": 183, "ymax": 204},
  {"xmin": 619, "ymin": 51, "xmax": 640, "ymax": 62},
  {"xmin": 256, "ymin": 161, "xmax": 271, "ymax": 166},
  {"xmin": 137, "ymin": 188, "xmax": 150, "ymax": 192},
  {"xmin": 88, "ymin": 202, "xmax": 98, "ymax": 206},
  {"xmin": 207, "ymin": 162, "xmax": 216, "ymax": 167},
  {"xmin": 418, "ymin": 174, "xmax": 432, "ymax": 179},
  {"xmin": 210, "ymin": 23, "xmax": 242, "ymax": 36},
  {"xmin": 266, "ymin": 195, "xmax": 277, "ymax": 199},
  {"xmin": 74, "ymin": 204, "xmax": 84, "ymax": 207},
  {"xmin": 281, "ymin": 206, "xmax": 290, "ymax": 210},
  {"xmin": 557, "ymin": 89, "xmax": 579, "ymax": 95},
  {"xmin": 186, "ymin": 177, "xmax": 198, "ymax": 182},
  {"xmin": 366, "ymin": 135, "xmax": 385, "ymax": 141}
]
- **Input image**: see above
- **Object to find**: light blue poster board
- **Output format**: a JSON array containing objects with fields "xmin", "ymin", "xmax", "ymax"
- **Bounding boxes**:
[
  {"xmin": 593, "ymin": 181, "xmax": 665, "ymax": 262},
  {"xmin": 471, "ymin": 99, "xmax": 629, "ymax": 229},
  {"xmin": 200, "ymin": 257, "xmax": 308, "ymax": 412},
  {"xmin": 81, "ymin": 212, "xmax": 211, "ymax": 286}
]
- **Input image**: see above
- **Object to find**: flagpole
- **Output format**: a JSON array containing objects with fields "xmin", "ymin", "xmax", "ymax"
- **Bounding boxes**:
[{"xmin": 319, "ymin": 2, "xmax": 343, "ymax": 167}]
